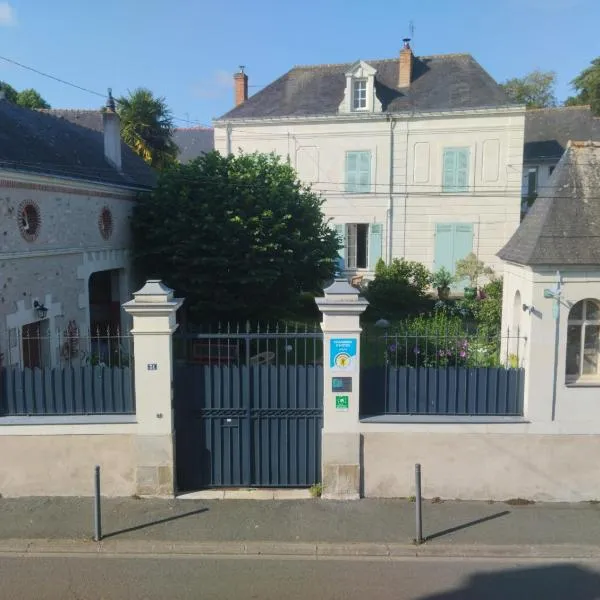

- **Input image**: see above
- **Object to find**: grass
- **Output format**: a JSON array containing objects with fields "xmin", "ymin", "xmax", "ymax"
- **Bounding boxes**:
[
  {"xmin": 309, "ymin": 483, "xmax": 322, "ymax": 498},
  {"xmin": 505, "ymin": 498, "xmax": 535, "ymax": 506}
]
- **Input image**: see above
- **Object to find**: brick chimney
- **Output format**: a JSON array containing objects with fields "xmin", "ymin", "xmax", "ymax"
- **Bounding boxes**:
[
  {"xmin": 102, "ymin": 89, "xmax": 122, "ymax": 171},
  {"xmin": 234, "ymin": 66, "xmax": 248, "ymax": 106},
  {"xmin": 398, "ymin": 38, "xmax": 413, "ymax": 88}
]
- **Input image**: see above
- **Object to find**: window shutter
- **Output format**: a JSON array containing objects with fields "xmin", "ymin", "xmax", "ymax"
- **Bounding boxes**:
[
  {"xmin": 368, "ymin": 223, "xmax": 383, "ymax": 269},
  {"xmin": 359, "ymin": 152, "xmax": 371, "ymax": 192},
  {"xmin": 452, "ymin": 223, "xmax": 474, "ymax": 288},
  {"xmin": 442, "ymin": 149, "xmax": 457, "ymax": 191},
  {"xmin": 335, "ymin": 223, "xmax": 346, "ymax": 262},
  {"xmin": 346, "ymin": 153, "xmax": 357, "ymax": 192},
  {"xmin": 434, "ymin": 224, "xmax": 453, "ymax": 271},
  {"xmin": 456, "ymin": 149, "xmax": 469, "ymax": 191}
]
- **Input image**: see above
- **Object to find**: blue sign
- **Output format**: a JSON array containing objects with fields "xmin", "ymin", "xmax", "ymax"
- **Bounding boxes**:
[{"xmin": 330, "ymin": 338, "xmax": 357, "ymax": 372}]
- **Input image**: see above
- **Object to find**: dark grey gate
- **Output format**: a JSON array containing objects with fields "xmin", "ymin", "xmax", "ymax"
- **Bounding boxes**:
[{"xmin": 174, "ymin": 324, "xmax": 323, "ymax": 491}]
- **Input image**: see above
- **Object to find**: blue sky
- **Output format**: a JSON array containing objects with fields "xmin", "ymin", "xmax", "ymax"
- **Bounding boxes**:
[{"xmin": 0, "ymin": 0, "xmax": 598, "ymax": 127}]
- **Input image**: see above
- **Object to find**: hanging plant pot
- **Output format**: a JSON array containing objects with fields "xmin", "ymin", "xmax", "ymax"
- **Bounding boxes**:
[
  {"xmin": 464, "ymin": 287, "xmax": 477, "ymax": 300},
  {"xmin": 437, "ymin": 286, "xmax": 450, "ymax": 300}
]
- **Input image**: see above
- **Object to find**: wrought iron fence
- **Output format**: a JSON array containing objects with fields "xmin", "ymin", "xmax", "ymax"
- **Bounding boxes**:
[
  {"xmin": 0, "ymin": 326, "xmax": 134, "ymax": 416},
  {"xmin": 175, "ymin": 322, "xmax": 323, "ymax": 367}
]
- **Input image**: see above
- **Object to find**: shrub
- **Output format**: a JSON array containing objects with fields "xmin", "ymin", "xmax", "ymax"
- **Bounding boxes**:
[
  {"xmin": 455, "ymin": 253, "xmax": 494, "ymax": 288},
  {"xmin": 364, "ymin": 258, "xmax": 432, "ymax": 319}
]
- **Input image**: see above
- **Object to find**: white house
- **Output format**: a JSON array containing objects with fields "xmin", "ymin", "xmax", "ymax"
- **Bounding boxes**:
[
  {"xmin": 214, "ymin": 41, "xmax": 525, "ymax": 282},
  {"xmin": 0, "ymin": 95, "xmax": 155, "ymax": 369}
]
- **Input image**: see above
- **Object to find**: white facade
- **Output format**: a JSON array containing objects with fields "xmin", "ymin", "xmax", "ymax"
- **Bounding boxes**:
[{"xmin": 215, "ymin": 107, "xmax": 525, "ymax": 279}]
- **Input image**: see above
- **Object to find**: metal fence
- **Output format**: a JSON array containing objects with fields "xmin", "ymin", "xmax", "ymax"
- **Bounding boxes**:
[
  {"xmin": 0, "ymin": 327, "xmax": 134, "ymax": 416},
  {"xmin": 360, "ymin": 327, "xmax": 526, "ymax": 417}
]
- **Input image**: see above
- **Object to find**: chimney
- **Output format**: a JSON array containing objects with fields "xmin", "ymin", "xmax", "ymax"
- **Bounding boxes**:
[
  {"xmin": 399, "ymin": 38, "xmax": 413, "ymax": 88},
  {"xmin": 233, "ymin": 66, "xmax": 248, "ymax": 106},
  {"xmin": 102, "ymin": 88, "xmax": 122, "ymax": 171}
]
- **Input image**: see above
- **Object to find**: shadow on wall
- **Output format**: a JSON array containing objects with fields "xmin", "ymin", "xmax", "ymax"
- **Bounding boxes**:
[{"xmin": 418, "ymin": 564, "xmax": 600, "ymax": 600}]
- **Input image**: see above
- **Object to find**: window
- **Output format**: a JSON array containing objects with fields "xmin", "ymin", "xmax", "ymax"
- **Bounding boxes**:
[
  {"xmin": 527, "ymin": 168, "xmax": 538, "ymax": 197},
  {"xmin": 549, "ymin": 165, "xmax": 555, "ymax": 176},
  {"xmin": 17, "ymin": 200, "xmax": 41, "ymax": 242},
  {"xmin": 442, "ymin": 148, "xmax": 469, "ymax": 192},
  {"xmin": 352, "ymin": 79, "xmax": 367, "ymax": 110},
  {"xmin": 434, "ymin": 223, "xmax": 473, "ymax": 285},
  {"xmin": 335, "ymin": 223, "xmax": 382, "ymax": 271},
  {"xmin": 566, "ymin": 299, "xmax": 600, "ymax": 382},
  {"xmin": 345, "ymin": 151, "xmax": 371, "ymax": 193}
]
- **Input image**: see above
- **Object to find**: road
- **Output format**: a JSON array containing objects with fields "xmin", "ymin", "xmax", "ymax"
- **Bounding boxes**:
[{"xmin": 1, "ymin": 554, "xmax": 600, "ymax": 599}]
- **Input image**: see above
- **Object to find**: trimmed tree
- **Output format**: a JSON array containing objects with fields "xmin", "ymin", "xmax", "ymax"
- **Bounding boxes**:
[
  {"xmin": 565, "ymin": 57, "xmax": 600, "ymax": 115},
  {"xmin": 131, "ymin": 151, "xmax": 339, "ymax": 320},
  {"xmin": 499, "ymin": 70, "xmax": 557, "ymax": 108}
]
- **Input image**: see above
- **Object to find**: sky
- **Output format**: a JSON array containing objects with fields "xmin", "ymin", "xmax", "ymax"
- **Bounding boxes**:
[{"xmin": 0, "ymin": 0, "xmax": 598, "ymax": 128}]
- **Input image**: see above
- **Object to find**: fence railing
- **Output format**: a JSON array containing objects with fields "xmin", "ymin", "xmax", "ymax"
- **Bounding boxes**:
[
  {"xmin": 0, "ymin": 328, "xmax": 134, "ymax": 416},
  {"xmin": 360, "ymin": 327, "xmax": 526, "ymax": 417},
  {"xmin": 175, "ymin": 322, "xmax": 324, "ymax": 367}
]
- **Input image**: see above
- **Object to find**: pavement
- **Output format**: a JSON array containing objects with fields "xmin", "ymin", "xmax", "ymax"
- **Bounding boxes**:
[{"xmin": 2, "ymin": 496, "xmax": 600, "ymax": 559}]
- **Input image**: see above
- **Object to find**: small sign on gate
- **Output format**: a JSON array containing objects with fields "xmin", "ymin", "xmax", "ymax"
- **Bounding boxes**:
[{"xmin": 335, "ymin": 395, "xmax": 349, "ymax": 411}]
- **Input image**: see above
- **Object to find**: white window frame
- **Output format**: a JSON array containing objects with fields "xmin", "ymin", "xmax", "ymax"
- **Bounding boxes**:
[
  {"xmin": 345, "ymin": 224, "xmax": 369, "ymax": 270},
  {"xmin": 566, "ymin": 299, "xmax": 600, "ymax": 384},
  {"xmin": 352, "ymin": 79, "xmax": 367, "ymax": 111}
]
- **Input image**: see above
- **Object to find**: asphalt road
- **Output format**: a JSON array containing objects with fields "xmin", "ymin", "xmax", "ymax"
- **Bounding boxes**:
[{"xmin": 1, "ymin": 555, "xmax": 600, "ymax": 600}]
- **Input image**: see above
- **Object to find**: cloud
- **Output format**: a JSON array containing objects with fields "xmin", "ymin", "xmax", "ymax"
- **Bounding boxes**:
[
  {"xmin": 0, "ymin": 2, "xmax": 16, "ymax": 26},
  {"xmin": 191, "ymin": 69, "xmax": 233, "ymax": 100}
]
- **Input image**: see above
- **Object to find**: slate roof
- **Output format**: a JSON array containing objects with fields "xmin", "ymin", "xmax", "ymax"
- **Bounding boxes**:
[
  {"xmin": 173, "ymin": 127, "xmax": 214, "ymax": 162},
  {"xmin": 524, "ymin": 106, "xmax": 600, "ymax": 163},
  {"xmin": 498, "ymin": 141, "xmax": 600, "ymax": 266},
  {"xmin": 0, "ymin": 102, "xmax": 156, "ymax": 189},
  {"xmin": 216, "ymin": 54, "xmax": 513, "ymax": 121}
]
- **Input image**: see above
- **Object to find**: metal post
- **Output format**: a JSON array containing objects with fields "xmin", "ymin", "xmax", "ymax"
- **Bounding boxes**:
[
  {"xmin": 415, "ymin": 463, "xmax": 423, "ymax": 544},
  {"xmin": 93, "ymin": 465, "xmax": 102, "ymax": 542}
]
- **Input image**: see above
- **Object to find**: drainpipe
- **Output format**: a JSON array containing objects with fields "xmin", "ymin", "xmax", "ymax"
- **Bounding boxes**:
[
  {"xmin": 226, "ymin": 123, "xmax": 232, "ymax": 155},
  {"xmin": 386, "ymin": 114, "xmax": 397, "ymax": 263}
]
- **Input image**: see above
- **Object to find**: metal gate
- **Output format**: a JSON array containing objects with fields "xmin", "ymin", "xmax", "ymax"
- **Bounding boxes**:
[{"xmin": 174, "ymin": 324, "xmax": 323, "ymax": 491}]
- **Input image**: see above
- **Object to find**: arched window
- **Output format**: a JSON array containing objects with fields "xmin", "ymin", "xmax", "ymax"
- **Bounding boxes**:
[{"xmin": 566, "ymin": 299, "xmax": 600, "ymax": 382}]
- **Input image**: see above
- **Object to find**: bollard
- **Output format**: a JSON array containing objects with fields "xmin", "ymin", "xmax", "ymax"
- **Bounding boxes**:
[
  {"xmin": 415, "ymin": 463, "xmax": 423, "ymax": 544},
  {"xmin": 93, "ymin": 465, "xmax": 102, "ymax": 542}
]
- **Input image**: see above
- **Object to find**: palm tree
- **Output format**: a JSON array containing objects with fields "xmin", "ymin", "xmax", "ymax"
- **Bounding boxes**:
[{"xmin": 117, "ymin": 88, "xmax": 177, "ymax": 170}]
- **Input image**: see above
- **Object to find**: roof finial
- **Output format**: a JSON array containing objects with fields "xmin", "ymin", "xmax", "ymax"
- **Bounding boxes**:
[{"xmin": 106, "ymin": 88, "xmax": 116, "ymax": 112}]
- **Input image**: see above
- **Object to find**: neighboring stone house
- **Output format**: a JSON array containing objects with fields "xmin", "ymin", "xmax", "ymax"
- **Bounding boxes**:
[
  {"xmin": 499, "ymin": 141, "xmax": 600, "ymax": 415},
  {"xmin": 213, "ymin": 41, "xmax": 525, "ymax": 282},
  {"xmin": 173, "ymin": 127, "xmax": 214, "ymax": 163},
  {"xmin": 522, "ymin": 106, "xmax": 600, "ymax": 215},
  {"xmin": 0, "ymin": 98, "xmax": 155, "ymax": 368}
]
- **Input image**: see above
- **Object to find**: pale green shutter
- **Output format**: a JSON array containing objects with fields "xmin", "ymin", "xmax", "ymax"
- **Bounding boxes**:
[
  {"xmin": 442, "ymin": 149, "xmax": 457, "ymax": 191},
  {"xmin": 452, "ymin": 223, "xmax": 474, "ymax": 288},
  {"xmin": 456, "ymin": 149, "xmax": 469, "ymax": 191},
  {"xmin": 335, "ymin": 223, "xmax": 346, "ymax": 260},
  {"xmin": 358, "ymin": 151, "xmax": 371, "ymax": 193},
  {"xmin": 434, "ymin": 223, "xmax": 454, "ymax": 272},
  {"xmin": 346, "ymin": 153, "xmax": 357, "ymax": 192},
  {"xmin": 368, "ymin": 223, "xmax": 383, "ymax": 269}
]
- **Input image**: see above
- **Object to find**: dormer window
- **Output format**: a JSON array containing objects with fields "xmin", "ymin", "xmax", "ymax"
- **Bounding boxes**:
[
  {"xmin": 352, "ymin": 79, "xmax": 367, "ymax": 110},
  {"xmin": 339, "ymin": 61, "xmax": 382, "ymax": 114}
]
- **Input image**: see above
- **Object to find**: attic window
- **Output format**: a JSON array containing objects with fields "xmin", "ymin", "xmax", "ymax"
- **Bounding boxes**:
[{"xmin": 352, "ymin": 79, "xmax": 367, "ymax": 110}]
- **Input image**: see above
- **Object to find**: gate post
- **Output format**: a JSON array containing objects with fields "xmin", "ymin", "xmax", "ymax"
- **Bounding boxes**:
[
  {"xmin": 123, "ymin": 280, "xmax": 184, "ymax": 496},
  {"xmin": 316, "ymin": 279, "xmax": 368, "ymax": 500}
]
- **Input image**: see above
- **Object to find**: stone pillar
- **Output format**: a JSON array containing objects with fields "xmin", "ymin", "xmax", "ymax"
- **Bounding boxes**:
[
  {"xmin": 316, "ymin": 279, "xmax": 368, "ymax": 500},
  {"xmin": 123, "ymin": 280, "xmax": 183, "ymax": 496}
]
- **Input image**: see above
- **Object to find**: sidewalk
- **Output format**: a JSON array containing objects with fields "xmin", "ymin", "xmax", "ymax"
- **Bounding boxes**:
[{"xmin": 1, "ymin": 496, "xmax": 600, "ymax": 559}]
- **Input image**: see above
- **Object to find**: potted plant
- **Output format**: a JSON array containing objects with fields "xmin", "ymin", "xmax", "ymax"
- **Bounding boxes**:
[
  {"xmin": 430, "ymin": 267, "xmax": 454, "ymax": 300},
  {"xmin": 455, "ymin": 253, "xmax": 494, "ymax": 300}
]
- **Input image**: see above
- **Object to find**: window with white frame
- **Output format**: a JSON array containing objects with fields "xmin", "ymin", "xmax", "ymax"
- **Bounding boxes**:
[
  {"xmin": 566, "ymin": 299, "xmax": 600, "ymax": 382},
  {"xmin": 346, "ymin": 223, "xmax": 369, "ymax": 269},
  {"xmin": 352, "ymin": 79, "xmax": 367, "ymax": 110}
]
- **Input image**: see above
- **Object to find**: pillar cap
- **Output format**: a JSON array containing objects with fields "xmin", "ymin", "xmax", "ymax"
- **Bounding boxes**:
[
  {"xmin": 316, "ymin": 278, "xmax": 368, "ymax": 314},
  {"xmin": 132, "ymin": 280, "xmax": 174, "ymax": 303}
]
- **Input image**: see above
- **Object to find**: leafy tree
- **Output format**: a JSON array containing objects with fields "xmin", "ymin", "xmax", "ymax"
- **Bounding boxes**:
[
  {"xmin": 0, "ymin": 81, "xmax": 50, "ymax": 108},
  {"xmin": 500, "ymin": 70, "xmax": 557, "ymax": 108},
  {"xmin": 16, "ymin": 88, "xmax": 50, "ymax": 109},
  {"xmin": 0, "ymin": 81, "xmax": 18, "ymax": 103},
  {"xmin": 131, "ymin": 151, "xmax": 339, "ymax": 320},
  {"xmin": 565, "ymin": 57, "xmax": 600, "ymax": 115},
  {"xmin": 117, "ymin": 88, "xmax": 177, "ymax": 170}
]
